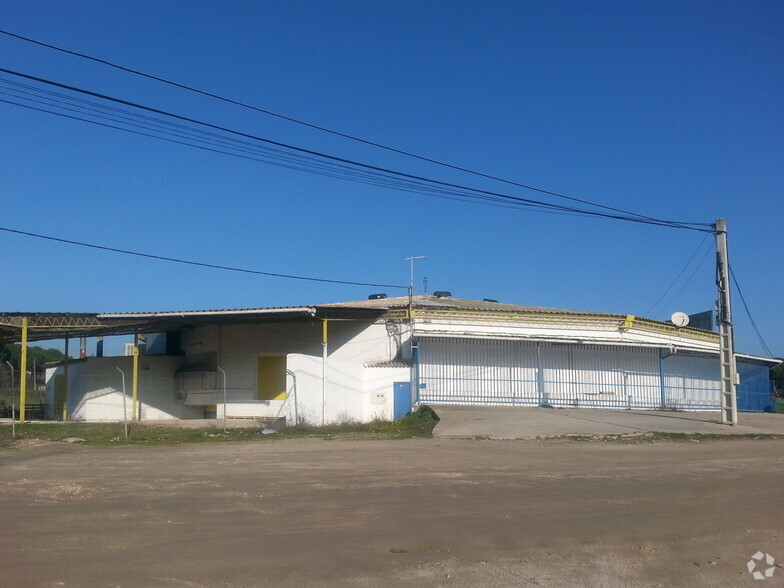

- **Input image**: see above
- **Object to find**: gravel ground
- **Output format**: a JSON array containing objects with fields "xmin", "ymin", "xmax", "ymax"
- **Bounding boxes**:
[{"xmin": 1, "ymin": 437, "xmax": 782, "ymax": 587}]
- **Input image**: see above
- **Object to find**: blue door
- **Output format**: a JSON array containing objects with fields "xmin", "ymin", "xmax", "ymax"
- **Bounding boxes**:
[{"xmin": 393, "ymin": 382, "xmax": 411, "ymax": 420}]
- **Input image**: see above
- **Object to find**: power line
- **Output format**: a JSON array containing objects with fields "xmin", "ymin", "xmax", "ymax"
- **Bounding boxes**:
[
  {"xmin": 0, "ymin": 90, "xmax": 594, "ymax": 217},
  {"xmin": 643, "ymin": 234, "xmax": 711, "ymax": 318},
  {"xmin": 729, "ymin": 267, "xmax": 775, "ymax": 357},
  {"xmin": 0, "ymin": 67, "xmax": 714, "ymax": 233},
  {"xmin": 0, "ymin": 28, "xmax": 715, "ymax": 228},
  {"xmin": 0, "ymin": 225, "xmax": 407, "ymax": 289},
  {"xmin": 0, "ymin": 79, "xmax": 666, "ymax": 222},
  {"xmin": 649, "ymin": 243, "xmax": 714, "ymax": 318}
]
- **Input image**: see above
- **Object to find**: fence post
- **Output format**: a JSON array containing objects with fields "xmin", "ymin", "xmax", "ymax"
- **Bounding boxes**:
[
  {"xmin": 116, "ymin": 367, "xmax": 128, "ymax": 439},
  {"xmin": 217, "ymin": 367, "xmax": 227, "ymax": 433},
  {"xmin": 6, "ymin": 361, "xmax": 15, "ymax": 439}
]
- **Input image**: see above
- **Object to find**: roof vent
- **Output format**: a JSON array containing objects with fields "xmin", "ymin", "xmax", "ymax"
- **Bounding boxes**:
[
  {"xmin": 483, "ymin": 298, "xmax": 498, "ymax": 303},
  {"xmin": 368, "ymin": 293, "xmax": 388, "ymax": 300},
  {"xmin": 433, "ymin": 291, "xmax": 451, "ymax": 298}
]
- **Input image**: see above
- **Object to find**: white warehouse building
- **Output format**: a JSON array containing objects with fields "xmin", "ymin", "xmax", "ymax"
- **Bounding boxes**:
[{"xmin": 1, "ymin": 295, "xmax": 776, "ymax": 423}]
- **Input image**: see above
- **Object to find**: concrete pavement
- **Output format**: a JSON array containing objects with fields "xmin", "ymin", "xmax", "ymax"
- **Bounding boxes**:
[{"xmin": 428, "ymin": 404, "xmax": 784, "ymax": 439}]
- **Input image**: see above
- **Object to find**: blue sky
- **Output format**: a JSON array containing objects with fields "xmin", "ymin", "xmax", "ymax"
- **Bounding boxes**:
[{"xmin": 1, "ymin": 0, "xmax": 782, "ymax": 358}]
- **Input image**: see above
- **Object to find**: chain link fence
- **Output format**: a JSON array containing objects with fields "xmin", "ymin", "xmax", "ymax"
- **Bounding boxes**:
[{"xmin": 0, "ymin": 363, "xmax": 47, "ymax": 419}]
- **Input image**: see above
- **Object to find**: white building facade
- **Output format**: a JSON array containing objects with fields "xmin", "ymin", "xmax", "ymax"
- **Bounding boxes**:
[{"xmin": 43, "ymin": 296, "xmax": 777, "ymax": 423}]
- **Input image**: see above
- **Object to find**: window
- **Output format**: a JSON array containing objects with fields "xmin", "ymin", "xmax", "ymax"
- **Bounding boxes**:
[{"xmin": 257, "ymin": 356, "xmax": 287, "ymax": 400}]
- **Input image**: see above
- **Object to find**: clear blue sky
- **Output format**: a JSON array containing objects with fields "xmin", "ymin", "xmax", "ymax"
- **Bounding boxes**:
[{"xmin": 1, "ymin": 0, "xmax": 782, "ymax": 358}]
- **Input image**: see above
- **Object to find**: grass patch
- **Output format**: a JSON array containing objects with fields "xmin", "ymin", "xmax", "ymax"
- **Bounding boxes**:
[
  {"xmin": 282, "ymin": 410, "xmax": 438, "ymax": 441},
  {"xmin": 0, "ymin": 411, "xmax": 439, "ymax": 448}
]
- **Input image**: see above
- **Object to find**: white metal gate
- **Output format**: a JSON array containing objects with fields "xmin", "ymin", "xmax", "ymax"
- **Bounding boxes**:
[{"xmin": 416, "ymin": 337, "xmax": 723, "ymax": 410}]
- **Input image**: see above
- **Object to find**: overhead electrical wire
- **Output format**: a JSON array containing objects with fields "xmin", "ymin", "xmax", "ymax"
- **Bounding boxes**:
[
  {"xmin": 729, "ymin": 267, "xmax": 776, "ymax": 358},
  {"xmin": 0, "ymin": 28, "xmax": 715, "ymax": 229},
  {"xmin": 0, "ymin": 88, "xmax": 585, "ymax": 217},
  {"xmin": 0, "ymin": 68, "xmax": 660, "ymax": 223},
  {"xmin": 648, "ymin": 243, "xmax": 715, "ymax": 319},
  {"xmin": 0, "ymin": 95, "xmax": 545, "ymax": 220},
  {"xmin": 643, "ymin": 234, "xmax": 711, "ymax": 318},
  {"xmin": 0, "ymin": 225, "xmax": 407, "ymax": 289},
  {"xmin": 2, "ymin": 30, "xmax": 773, "ymax": 354},
  {"xmin": 0, "ymin": 67, "xmax": 714, "ymax": 233},
  {"xmin": 0, "ymin": 78, "xmax": 656, "ymax": 220}
]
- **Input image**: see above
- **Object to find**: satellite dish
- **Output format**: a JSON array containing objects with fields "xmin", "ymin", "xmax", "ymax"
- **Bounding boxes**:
[{"xmin": 671, "ymin": 312, "xmax": 689, "ymax": 327}]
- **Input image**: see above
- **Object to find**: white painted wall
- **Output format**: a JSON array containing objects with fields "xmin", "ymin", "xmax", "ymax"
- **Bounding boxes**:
[
  {"xmin": 45, "ymin": 355, "xmax": 194, "ymax": 421},
  {"xmin": 414, "ymin": 320, "xmax": 719, "ymax": 352},
  {"xmin": 364, "ymin": 366, "xmax": 412, "ymax": 420},
  {"xmin": 41, "ymin": 320, "xmax": 404, "ymax": 424},
  {"xmin": 43, "ymin": 313, "xmax": 731, "ymax": 422},
  {"xmin": 178, "ymin": 320, "xmax": 403, "ymax": 424}
]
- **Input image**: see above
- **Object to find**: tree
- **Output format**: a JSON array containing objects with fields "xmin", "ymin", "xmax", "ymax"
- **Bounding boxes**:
[
  {"xmin": 772, "ymin": 362, "xmax": 784, "ymax": 397},
  {"xmin": 0, "ymin": 343, "xmax": 67, "ymax": 370},
  {"xmin": 0, "ymin": 343, "xmax": 11, "ymax": 366}
]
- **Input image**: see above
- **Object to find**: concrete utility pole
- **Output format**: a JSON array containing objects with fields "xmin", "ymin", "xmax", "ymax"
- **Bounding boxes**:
[{"xmin": 715, "ymin": 218, "xmax": 738, "ymax": 425}]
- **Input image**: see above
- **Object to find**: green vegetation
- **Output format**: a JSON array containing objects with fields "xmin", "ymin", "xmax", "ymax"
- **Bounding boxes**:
[
  {"xmin": 5, "ymin": 411, "xmax": 778, "ymax": 448},
  {"xmin": 0, "ymin": 343, "xmax": 67, "ymax": 370},
  {"xmin": 286, "ymin": 411, "xmax": 438, "ymax": 440},
  {"xmin": 772, "ymin": 362, "xmax": 784, "ymax": 396},
  {"xmin": 0, "ymin": 410, "xmax": 439, "ymax": 448},
  {"xmin": 1, "ymin": 343, "xmax": 66, "ymax": 411}
]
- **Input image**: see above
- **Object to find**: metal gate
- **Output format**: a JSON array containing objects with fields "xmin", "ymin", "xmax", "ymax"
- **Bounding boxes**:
[
  {"xmin": 416, "ymin": 337, "xmax": 728, "ymax": 410},
  {"xmin": 737, "ymin": 361, "xmax": 774, "ymax": 412}
]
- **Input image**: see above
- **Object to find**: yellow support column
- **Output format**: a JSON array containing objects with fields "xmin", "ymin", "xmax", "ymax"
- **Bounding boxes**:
[
  {"xmin": 132, "ymin": 331, "xmax": 139, "ymax": 420},
  {"xmin": 63, "ymin": 338, "xmax": 69, "ymax": 420},
  {"xmin": 19, "ymin": 317, "xmax": 28, "ymax": 423}
]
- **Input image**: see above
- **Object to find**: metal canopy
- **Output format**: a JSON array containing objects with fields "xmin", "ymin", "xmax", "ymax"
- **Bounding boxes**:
[{"xmin": 0, "ymin": 306, "xmax": 387, "ymax": 344}]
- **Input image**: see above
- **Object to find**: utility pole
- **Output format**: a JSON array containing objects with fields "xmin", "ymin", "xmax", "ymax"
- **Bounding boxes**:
[{"xmin": 715, "ymin": 218, "xmax": 738, "ymax": 425}]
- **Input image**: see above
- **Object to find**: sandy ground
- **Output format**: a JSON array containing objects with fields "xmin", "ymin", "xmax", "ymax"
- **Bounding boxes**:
[{"xmin": 1, "ymin": 437, "xmax": 783, "ymax": 587}]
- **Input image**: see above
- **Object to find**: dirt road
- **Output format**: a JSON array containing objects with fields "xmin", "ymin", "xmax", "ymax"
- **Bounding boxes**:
[{"xmin": 2, "ymin": 438, "xmax": 782, "ymax": 587}]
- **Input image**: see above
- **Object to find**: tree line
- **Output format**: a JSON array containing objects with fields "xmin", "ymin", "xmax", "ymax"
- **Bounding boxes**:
[{"xmin": 0, "ymin": 343, "xmax": 67, "ymax": 370}]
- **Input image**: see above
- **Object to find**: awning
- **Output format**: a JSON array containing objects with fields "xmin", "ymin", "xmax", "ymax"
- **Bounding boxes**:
[{"xmin": 0, "ymin": 305, "xmax": 387, "ymax": 343}]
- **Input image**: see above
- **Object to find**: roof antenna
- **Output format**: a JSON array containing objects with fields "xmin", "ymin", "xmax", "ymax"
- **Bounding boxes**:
[
  {"xmin": 404, "ymin": 255, "xmax": 425, "ymax": 294},
  {"xmin": 423, "ymin": 276, "xmax": 428, "ymax": 295}
]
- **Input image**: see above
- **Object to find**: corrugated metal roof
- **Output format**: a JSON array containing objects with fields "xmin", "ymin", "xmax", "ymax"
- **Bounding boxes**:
[
  {"xmin": 98, "ymin": 307, "xmax": 316, "ymax": 318},
  {"xmin": 22, "ymin": 295, "xmax": 621, "ymax": 319},
  {"xmin": 320, "ymin": 295, "xmax": 625, "ymax": 317},
  {"xmin": 97, "ymin": 305, "xmax": 314, "ymax": 317},
  {"xmin": 0, "ymin": 295, "xmax": 712, "ymax": 343}
]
